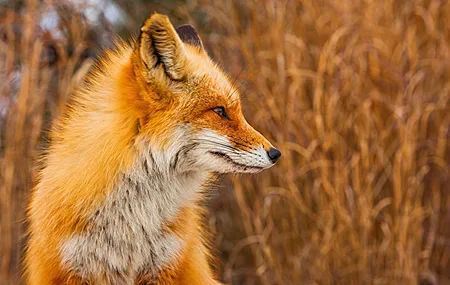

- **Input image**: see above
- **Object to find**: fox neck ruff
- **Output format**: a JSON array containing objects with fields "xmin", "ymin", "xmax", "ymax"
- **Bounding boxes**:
[{"xmin": 60, "ymin": 140, "xmax": 209, "ymax": 283}]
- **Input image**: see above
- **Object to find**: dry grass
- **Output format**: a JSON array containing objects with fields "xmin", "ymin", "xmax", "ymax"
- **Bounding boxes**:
[
  {"xmin": 1, "ymin": 0, "xmax": 449, "ymax": 284},
  {"xmin": 0, "ymin": 1, "xmax": 111, "ymax": 283}
]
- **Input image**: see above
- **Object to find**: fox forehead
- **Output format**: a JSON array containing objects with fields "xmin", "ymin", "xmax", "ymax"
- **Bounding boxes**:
[{"xmin": 181, "ymin": 45, "xmax": 240, "ymax": 107}]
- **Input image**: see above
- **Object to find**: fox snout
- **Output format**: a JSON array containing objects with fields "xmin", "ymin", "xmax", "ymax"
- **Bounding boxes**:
[{"xmin": 267, "ymin": 147, "xmax": 281, "ymax": 163}]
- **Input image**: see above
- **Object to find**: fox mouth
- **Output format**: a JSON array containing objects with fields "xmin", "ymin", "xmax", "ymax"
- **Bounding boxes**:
[{"xmin": 209, "ymin": 151, "xmax": 264, "ymax": 172}]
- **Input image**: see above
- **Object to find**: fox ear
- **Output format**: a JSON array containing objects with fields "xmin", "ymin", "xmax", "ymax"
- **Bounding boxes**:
[
  {"xmin": 176, "ymin": 25, "xmax": 204, "ymax": 50},
  {"xmin": 138, "ymin": 13, "xmax": 186, "ymax": 81}
]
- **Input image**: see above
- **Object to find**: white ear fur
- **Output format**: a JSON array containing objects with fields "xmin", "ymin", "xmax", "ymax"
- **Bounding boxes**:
[{"xmin": 139, "ymin": 13, "xmax": 187, "ymax": 81}]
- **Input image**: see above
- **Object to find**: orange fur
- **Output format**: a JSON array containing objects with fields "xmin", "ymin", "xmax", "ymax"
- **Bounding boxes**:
[
  {"xmin": 25, "ymin": 44, "xmax": 139, "ymax": 284},
  {"xmin": 25, "ymin": 13, "xmax": 278, "ymax": 284}
]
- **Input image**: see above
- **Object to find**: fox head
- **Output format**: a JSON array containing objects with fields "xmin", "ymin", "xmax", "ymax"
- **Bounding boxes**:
[{"xmin": 129, "ymin": 13, "xmax": 280, "ymax": 173}]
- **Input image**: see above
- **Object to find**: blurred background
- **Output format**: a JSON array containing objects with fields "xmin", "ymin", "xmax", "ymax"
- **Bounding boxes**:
[{"xmin": 1, "ymin": 0, "xmax": 449, "ymax": 284}]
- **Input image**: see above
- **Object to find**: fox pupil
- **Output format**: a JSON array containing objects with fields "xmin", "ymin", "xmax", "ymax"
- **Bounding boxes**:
[{"xmin": 212, "ymin": 106, "xmax": 230, "ymax": 120}]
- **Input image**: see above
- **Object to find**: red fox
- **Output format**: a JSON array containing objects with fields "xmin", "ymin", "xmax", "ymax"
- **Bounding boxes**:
[{"xmin": 25, "ymin": 13, "xmax": 281, "ymax": 284}]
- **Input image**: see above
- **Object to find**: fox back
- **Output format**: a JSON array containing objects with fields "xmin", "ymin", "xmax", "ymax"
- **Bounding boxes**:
[{"xmin": 25, "ymin": 13, "xmax": 280, "ymax": 285}]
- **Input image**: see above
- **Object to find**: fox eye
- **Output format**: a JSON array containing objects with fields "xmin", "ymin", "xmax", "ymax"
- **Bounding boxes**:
[{"xmin": 211, "ymin": 106, "xmax": 230, "ymax": 120}]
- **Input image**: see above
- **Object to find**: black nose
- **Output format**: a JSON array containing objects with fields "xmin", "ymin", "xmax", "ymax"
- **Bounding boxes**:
[{"xmin": 267, "ymin": 148, "xmax": 281, "ymax": 163}]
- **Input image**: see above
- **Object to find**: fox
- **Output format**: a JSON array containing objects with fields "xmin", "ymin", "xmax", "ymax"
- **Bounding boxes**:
[{"xmin": 25, "ymin": 13, "xmax": 281, "ymax": 285}]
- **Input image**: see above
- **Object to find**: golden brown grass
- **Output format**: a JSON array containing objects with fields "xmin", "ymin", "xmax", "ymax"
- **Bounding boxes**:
[
  {"xmin": 1, "ymin": 0, "xmax": 449, "ymax": 284},
  {"xmin": 201, "ymin": 1, "xmax": 450, "ymax": 284},
  {"xmin": 0, "ymin": 1, "xmax": 107, "ymax": 283}
]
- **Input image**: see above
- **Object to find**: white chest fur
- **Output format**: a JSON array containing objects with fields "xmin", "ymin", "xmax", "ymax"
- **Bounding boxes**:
[{"xmin": 60, "ymin": 150, "xmax": 206, "ymax": 284}]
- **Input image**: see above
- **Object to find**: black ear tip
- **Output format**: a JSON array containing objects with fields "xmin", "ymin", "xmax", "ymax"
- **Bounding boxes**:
[
  {"xmin": 176, "ymin": 24, "xmax": 196, "ymax": 33},
  {"xmin": 176, "ymin": 24, "xmax": 203, "ymax": 49}
]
